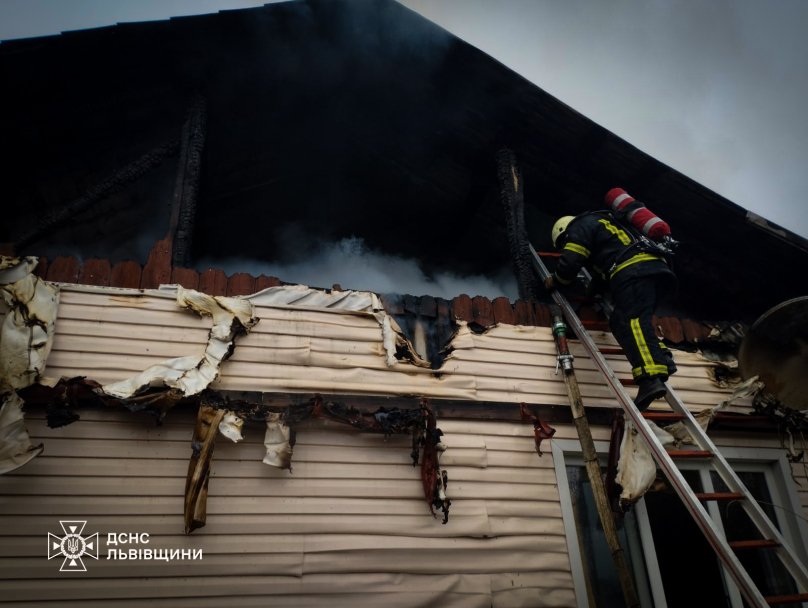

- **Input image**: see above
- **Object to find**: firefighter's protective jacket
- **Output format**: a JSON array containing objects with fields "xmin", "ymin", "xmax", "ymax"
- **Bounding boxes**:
[
  {"xmin": 553, "ymin": 211, "xmax": 677, "ymax": 383},
  {"xmin": 552, "ymin": 211, "xmax": 674, "ymax": 289}
]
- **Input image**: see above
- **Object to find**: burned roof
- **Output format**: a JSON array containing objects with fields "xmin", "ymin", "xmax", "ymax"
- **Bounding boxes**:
[{"xmin": 2, "ymin": 0, "xmax": 805, "ymax": 321}]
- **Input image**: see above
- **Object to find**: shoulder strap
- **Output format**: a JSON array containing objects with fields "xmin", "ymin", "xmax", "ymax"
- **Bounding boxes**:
[{"xmin": 609, "ymin": 211, "xmax": 676, "ymax": 260}]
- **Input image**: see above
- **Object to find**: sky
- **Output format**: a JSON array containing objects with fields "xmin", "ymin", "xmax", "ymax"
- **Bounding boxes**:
[
  {"xmin": 1, "ymin": 0, "xmax": 806, "ymax": 297},
  {"xmin": 402, "ymin": 0, "xmax": 808, "ymax": 241}
]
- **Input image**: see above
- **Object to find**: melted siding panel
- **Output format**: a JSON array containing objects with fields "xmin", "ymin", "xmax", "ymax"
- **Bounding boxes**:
[{"xmin": 43, "ymin": 288, "xmax": 739, "ymax": 412}]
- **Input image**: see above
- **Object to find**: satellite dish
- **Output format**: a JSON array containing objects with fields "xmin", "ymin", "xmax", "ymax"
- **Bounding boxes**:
[{"xmin": 738, "ymin": 296, "xmax": 808, "ymax": 409}]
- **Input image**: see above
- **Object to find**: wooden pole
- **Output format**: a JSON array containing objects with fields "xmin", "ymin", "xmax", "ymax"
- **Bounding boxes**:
[{"xmin": 550, "ymin": 308, "xmax": 640, "ymax": 608}]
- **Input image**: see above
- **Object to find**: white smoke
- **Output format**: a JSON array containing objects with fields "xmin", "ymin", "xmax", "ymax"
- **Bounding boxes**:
[{"xmin": 197, "ymin": 236, "xmax": 518, "ymax": 300}]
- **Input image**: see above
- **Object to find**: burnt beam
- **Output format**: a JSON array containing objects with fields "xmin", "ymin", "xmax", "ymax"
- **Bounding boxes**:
[
  {"xmin": 170, "ymin": 94, "xmax": 207, "ymax": 268},
  {"xmin": 14, "ymin": 140, "xmax": 179, "ymax": 252},
  {"xmin": 496, "ymin": 149, "xmax": 538, "ymax": 301}
]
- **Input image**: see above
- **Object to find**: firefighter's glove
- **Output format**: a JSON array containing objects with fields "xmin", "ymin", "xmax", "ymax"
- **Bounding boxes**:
[
  {"xmin": 544, "ymin": 276, "xmax": 556, "ymax": 292},
  {"xmin": 585, "ymin": 274, "xmax": 606, "ymax": 298}
]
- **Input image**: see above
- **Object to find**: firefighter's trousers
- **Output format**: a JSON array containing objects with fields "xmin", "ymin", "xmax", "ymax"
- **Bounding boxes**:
[{"xmin": 608, "ymin": 275, "xmax": 676, "ymax": 382}]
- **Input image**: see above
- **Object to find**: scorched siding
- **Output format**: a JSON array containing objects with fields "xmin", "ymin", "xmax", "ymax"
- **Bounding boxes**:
[
  {"xmin": 42, "ymin": 286, "xmax": 738, "ymax": 411},
  {"xmin": 0, "ymin": 407, "xmax": 579, "ymax": 607}
]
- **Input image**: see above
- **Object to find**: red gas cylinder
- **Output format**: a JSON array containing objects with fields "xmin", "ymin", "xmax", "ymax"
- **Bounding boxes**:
[{"xmin": 605, "ymin": 188, "xmax": 671, "ymax": 241}]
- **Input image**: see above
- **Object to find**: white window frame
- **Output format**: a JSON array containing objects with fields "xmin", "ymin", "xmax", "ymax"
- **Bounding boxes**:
[{"xmin": 553, "ymin": 438, "xmax": 808, "ymax": 608}]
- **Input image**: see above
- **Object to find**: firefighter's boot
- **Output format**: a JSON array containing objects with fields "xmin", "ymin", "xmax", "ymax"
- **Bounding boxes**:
[{"xmin": 635, "ymin": 377, "xmax": 667, "ymax": 411}]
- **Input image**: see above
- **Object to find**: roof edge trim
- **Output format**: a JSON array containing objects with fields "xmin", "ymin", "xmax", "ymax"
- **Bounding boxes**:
[{"xmin": 746, "ymin": 211, "xmax": 808, "ymax": 252}]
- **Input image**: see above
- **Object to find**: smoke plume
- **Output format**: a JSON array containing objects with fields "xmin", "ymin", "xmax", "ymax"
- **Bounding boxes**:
[{"xmin": 198, "ymin": 235, "xmax": 518, "ymax": 300}]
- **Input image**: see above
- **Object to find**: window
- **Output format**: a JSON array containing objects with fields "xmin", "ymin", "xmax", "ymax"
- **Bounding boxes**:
[{"xmin": 553, "ymin": 440, "xmax": 808, "ymax": 608}]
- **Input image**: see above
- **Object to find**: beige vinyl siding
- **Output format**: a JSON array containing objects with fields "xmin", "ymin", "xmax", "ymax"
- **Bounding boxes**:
[
  {"xmin": 1, "ymin": 407, "xmax": 578, "ymax": 607},
  {"xmin": 1, "ymin": 284, "xmax": 777, "ymax": 606},
  {"xmin": 42, "ymin": 287, "xmax": 737, "ymax": 411}
]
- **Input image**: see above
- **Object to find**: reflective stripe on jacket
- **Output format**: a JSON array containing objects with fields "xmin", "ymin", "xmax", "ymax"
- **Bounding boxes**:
[{"xmin": 553, "ymin": 212, "xmax": 673, "ymax": 286}]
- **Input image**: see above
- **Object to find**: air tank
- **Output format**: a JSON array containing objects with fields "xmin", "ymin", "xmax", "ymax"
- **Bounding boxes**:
[{"xmin": 605, "ymin": 187, "xmax": 671, "ymax": 241}]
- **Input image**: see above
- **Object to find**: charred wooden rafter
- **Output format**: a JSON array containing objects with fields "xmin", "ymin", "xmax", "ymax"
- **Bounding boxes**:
[
  {"xmin": 170, "ymin": 94, "xmax": 207, "ymax": 268},
  {"xmin": 14, "ymin": 140, "xmax": 180, "ymax": 252},
  {"xmin": 496, "ymin": 149, "xmax": 539, "ymax": 301}
]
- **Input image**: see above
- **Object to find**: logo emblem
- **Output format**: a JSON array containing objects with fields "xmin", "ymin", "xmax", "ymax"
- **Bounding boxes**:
[{"xmin": 47, "ymin": 521, "xmax": 98, "ymax": 572}]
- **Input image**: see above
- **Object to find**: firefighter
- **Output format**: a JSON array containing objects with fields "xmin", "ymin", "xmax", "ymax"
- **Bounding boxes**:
[{"xmin": 544, "ymin": 210, "xmax": 677, "ymax": 410}]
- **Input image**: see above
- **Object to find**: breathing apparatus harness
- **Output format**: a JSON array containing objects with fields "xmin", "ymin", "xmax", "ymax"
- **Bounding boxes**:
[
  {"xmin": 563, "ymin": 209, "xmax": 678, "ymax": 281},
  {"xmin": 607, "ymin": 210, "xmax": 678, "ymax": 277}
]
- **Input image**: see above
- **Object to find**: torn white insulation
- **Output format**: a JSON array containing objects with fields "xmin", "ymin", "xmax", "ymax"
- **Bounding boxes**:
[
  {"xmin": 380, "ymin": 314, "xmax": 398, "ymax": 368},
  {"xmin": 263, "ymin": 413, "xmax": 292, "ymax": 469},
  {"xmin": 248, "ymin": 284, "xmax": 425, "ymax": 368},
  {"xmin": 616, "ymin": 420, "xmax": 675, "ymax": 505},
  {"xmin": 663, "ymin": 409, "xmax": 717, "ymax": 447},
  {"xmin": 218, "ymin": 411, "xmax": 244, "ymax": 443},
  {"xmin": 255, "ymin": 284, "xmax": 421, "ymax": 368},
  {"xmin": 102, "ymin": 287, "xmax": 257, "ymax": 398},
  {"xmin": 0, "ymin": 392, "xmax": 43, "ymax": 475},
  {"xmin": 0, "ymin": 256, "xmax": 60, "ymax": 390},
  {"xmin": 402, "ymin": 319, "xmax": 436, "ymax": 368},
  {"xmin": 0, "ymin": 256, "xmax": 58, "ymax": 474},
  {"xmin": 717, "ymin": 374, "xmax": 764, "ymax": 410},
  {"xmin": 247, "ymin": 284, "xmax": 382, "ymax": 312},
  {"xmin": 663, "ymin": 378, "xmax": 758, "ymax": 447},
  {"xmin": 436, "ymin": 437, "xmax": 449, "ymax": 509}
]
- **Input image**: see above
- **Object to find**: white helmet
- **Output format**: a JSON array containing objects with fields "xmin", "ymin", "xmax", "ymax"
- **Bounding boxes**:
[{"xmin": 551, "ymin": 216, "xmax": 575, "ymax": 247}]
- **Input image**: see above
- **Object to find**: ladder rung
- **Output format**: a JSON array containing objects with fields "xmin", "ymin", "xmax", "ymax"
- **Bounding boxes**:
[
  {"xmin": 598, "ymin": 347, "xmax": 624, "ymax": 355},
  {"xmin": 729, "ymin": 539, "xmax": 780, "ymax": 550},
  {"xmin": 695, "ymin": 492, "xmax": 745, "ymax": 502},
  {"xmin": 642, "ymin": 412, "xmax": 685, "ymax": 422},
  {"xmin": 618, "ymin": 378, "xmax": 637, "ymax": 387},
  {"xmin": 667, "ymin": 450, "xmax": 713, "ymax": 459},
  {"xmin": 765, "ymin": 593, "xmax": 808, "ymax": 605},
  {"xmin": 528, "ymin": 245, "xmax": 808, "ymax": 606},
  {"xmin": 581, "ymin": 320, "xmax": 611, "ymax": 332}
]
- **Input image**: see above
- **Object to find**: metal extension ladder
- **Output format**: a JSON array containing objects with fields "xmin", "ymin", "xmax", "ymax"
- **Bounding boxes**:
[{"xmin": 529, "ymin": 243, "xmax": 808, "ymax": 607}]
